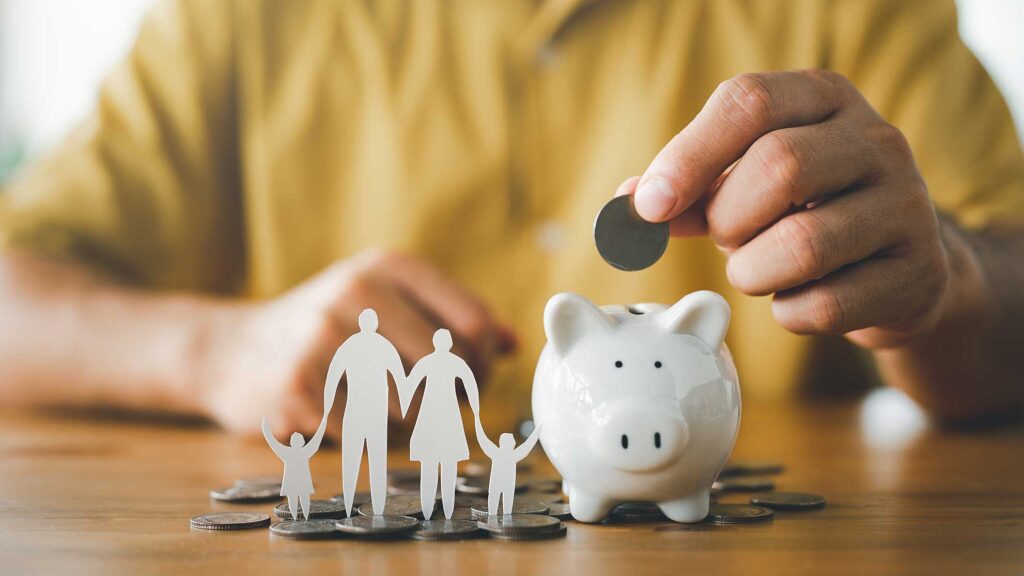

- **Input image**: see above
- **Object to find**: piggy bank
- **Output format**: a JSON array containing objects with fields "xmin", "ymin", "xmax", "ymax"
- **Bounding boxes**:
[{"xmin": 531, "ymin": 291, "xmax": 740, "ymax": 523}]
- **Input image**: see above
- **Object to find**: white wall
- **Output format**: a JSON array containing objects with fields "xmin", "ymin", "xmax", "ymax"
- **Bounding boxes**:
[{"xmin": 0, "ymin": 0, "xmax": 1022, "ymax": 182}]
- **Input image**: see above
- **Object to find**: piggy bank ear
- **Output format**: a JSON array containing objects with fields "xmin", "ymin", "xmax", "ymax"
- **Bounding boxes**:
[
  {"xmin": 544, "ymin": 293, "xmax": 615, "ymax": 356},
  {"xmin": 661, "ymin": 291, "xmax": 731, "ymax": 351}
]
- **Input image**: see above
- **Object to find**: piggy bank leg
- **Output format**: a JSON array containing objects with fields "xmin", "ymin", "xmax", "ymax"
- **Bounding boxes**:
[
  {"xmin": 569, "ymin": 490, "xmax": 616, "ymax": 523},
  {"xmin": 658, "ymin": 492, "xmax": 711, "ymax": 523}
]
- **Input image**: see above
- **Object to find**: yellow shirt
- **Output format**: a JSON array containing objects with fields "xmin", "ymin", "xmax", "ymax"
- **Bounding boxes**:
[{"xmin": 2, "ymin": 0, "xmax": 1023, "ymax": 430}]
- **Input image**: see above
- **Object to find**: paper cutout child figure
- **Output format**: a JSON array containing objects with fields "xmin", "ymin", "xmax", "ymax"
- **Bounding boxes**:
[
  {"xmin": 401, "ymin": 328, "xmax": 480, "ymax": 520},
  {"xmin": 323, "ymin": 308, "xmax": 406, "ymax": 516},
  {"xmin": 474, "ymin": 419, "xmax": 542, "ymax": 516},
  {"xmin": 261, "ymin": 416, "xmax": 328, "ymax": 520}
]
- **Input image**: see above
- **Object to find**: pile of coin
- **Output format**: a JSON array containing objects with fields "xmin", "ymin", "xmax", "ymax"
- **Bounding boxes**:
[{"xmin": 193, "ymin": 458, "xmax": 824, "ymax": 539}]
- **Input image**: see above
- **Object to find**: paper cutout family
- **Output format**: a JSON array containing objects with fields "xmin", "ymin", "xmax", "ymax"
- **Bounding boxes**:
[{"xmin": 261, "ymin": 308, "xmax": 541, "ymax": 521}]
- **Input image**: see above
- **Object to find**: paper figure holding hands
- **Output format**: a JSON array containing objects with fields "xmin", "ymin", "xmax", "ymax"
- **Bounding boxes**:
[
  {"xmin": 261, "ymin": 416, "xmax": 328, "ymax": 520},
  {"xmin": 322, "ymin": 308, "xmax": 406, "ymax": 516},
  {"xmin": 401, "ymin": 328, "xmax": 480, "ymax": 520},
  {"xmin": 474, "ymin": 419, "xmax": 542, "ymax": 516}
]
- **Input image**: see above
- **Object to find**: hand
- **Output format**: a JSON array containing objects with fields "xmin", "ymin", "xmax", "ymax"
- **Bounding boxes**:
[
  {"xmin": 196, "ymin": 249, "xmax": 516, "ymax": 437},
  {"xmin": 620, "ymin": 70, "xmax": 953, "ymax": 348}
]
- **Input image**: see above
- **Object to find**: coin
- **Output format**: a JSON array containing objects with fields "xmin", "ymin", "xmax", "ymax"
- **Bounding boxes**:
[
  {"xmin": 750, "ymin": 492, "xmax": 826, "ymax": 511},
  {"xmin": 190, "ymin": 512, "xmax": 271, "ymax": 531},
  {"xmin": 335, "ymin": 515, "xmax": 419, "ymax": 537},
  {"xmin": 461, "ymin": 460, "xmax": 489, "ymax": 477},
  {"xmin": 545, "ymin": 502, "xmax": 573, "ymax": 520},
  {"xmin": 491, "ymin": 522, "xmax": 568, "ymax": 541},
  {"xmin": 273, "ymin": 499, "xmax": 348, "ymax": 520},
  {"xmin": 269, "ymin": 519, "xmax": 342, "ymax": 539},
  {"xmin": 607, "ymin": 502, "xmax": 667, "ymax": 523},
  {"xmin": 712, "ymin": 477, "xmax": 775, "ymax": 493},
  {"xmin": 471, "ymin": 499, "xmax": 549, "ymax": 518},
  {"xmin": 719, "ymin": 460, "xmax": 785, "ymax": 477},
  {"xmin": 477, "ymin": 513, "xmax": 561, "ymax": 535},
  {"xmin": 357, "ymin": 493, "xmax": 422, "ymax": 518},
  {"xmin": 594, "ymin": 194, "xmax": 670, "ymax": 271},
  {"xmin": 209, "ymin": 485, "xmax": 282, "ymax": 503},
  {"xmin": 705, "ymin": 504, "xmax": 774, "ymax": 524},
  {"xmin": 410, "ymin": 519, "xmax": 484, "ymax": 541},
  {"xmin": 234, "ymin": 475, "xmax": 281, "ymax": 489},
  {"xmin": 455, "ymin": 476, "xmax": 487, "ymax": 495},
  {"xmin": 329, "ymin": 491, "xmax": 372, "ymax": 507}
]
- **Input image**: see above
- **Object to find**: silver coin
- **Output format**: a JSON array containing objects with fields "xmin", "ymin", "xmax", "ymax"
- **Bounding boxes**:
[
  {"xmin": 273, "ymin": 499, "xmax": 348, "ymax": 520},
  {"xmin": 329, "ymin": 491, "xmax": 372, "ymax": 507},
  {"xmin": 471, "ymin": 499, "xmax": 549, "ymax": 518},
  {"xmin": 191, "ymin": 512, "xmax": 270, "ymax": 531},
  {"xmin": 477, "ymin": 513, "xmax": 561, "ymax": 535},
  {"xmin": 209, "ymin": 485, "xmax": 282, "ymax": 503},
  {"xmin": 594, "ymin": 194, "xmax": 669, "ymax": 271},
  {"xmin": 269, "ymin": 519, "xmax": 342, "ymax": 539},
  {"xmin": 545, "ymin": 502, "xmax": 573, "ymax": 520},
  {"xmin": 461, "ymin": 460, "xmax": 490, "ymax": 477},
  {"xmin": 455, "ymin": 476, "xmax": 488, "ymax": 495},
  {"xmin": 490, "ymin": 522, "xmax": 568, "ymax": 541},
  {"xmin": 357, "ymin": 494, "xmax": 422, "ymax": 518},
  {"xmin": 607, "ymin": 502, "xmax": 667, "ymax": 523},
  {"xmin": 705, "ymin": 504, "xmax": 774, "ymax": 524},
  {"xmin": 335, "ymin": 515, "xmax": 419, "ymax": 537},
  {"xmin": 719, "ymin": 460, "xmax": 785, "ymax": 477},
  {"xmin": 410, "ymin": 519, "xmax": 483, "ymax": 541},
  {"xmin": 234, "ymin": 475, "xmax": 281, "ymax": 489},
  {"xmin": 712, "ymin": 477, "xmax": 775, "ymax": 493},
  {"xmin": 750, "ymin": 492, "xmax": 826, "ymax": 511}
]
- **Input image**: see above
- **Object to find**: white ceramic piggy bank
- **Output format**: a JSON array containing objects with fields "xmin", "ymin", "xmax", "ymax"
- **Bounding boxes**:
[{"xmin": 531, "ymin": 291, "xmax": 740, "ymax": 523}]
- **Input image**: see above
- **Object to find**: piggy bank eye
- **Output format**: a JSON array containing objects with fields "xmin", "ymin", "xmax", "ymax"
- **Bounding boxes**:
[
  {"xmin": 654, "ymin": 361, "xmax": 663, "ymax": 368},
  {"xmin": 614, "ymin": 360, "xmax": 623, "ymax": 368}
]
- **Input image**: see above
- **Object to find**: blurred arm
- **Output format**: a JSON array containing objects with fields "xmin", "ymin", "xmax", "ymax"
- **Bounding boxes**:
[{"xmin": 0, "ymin": 251, "xmax": 229, "ymax": 415}]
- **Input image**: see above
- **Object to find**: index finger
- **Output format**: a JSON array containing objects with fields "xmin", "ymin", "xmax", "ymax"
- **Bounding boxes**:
[{"xmin": 634, "ymin": 70, "xmax": 852, "ymax": 223}]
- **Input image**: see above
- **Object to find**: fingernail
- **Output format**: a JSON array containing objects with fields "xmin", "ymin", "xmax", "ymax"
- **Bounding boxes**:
[{"xmin": 634, "ymin": 176, "xmax": 677, "ymax": 221}]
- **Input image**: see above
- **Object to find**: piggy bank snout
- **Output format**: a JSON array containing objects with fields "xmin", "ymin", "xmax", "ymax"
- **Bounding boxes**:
[{"xmin": 590, "ymin": 401, "xmax": 688, "ymax": 473}]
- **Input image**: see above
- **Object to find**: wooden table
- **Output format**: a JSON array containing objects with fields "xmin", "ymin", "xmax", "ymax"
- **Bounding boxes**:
[{"xmin": 1, "ymin": 390, "xmax": 1022, "ymax": 575}]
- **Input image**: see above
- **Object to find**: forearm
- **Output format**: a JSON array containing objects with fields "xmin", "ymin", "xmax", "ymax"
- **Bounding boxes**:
[
  {"xmin": 0, "ymin": 251, "xmax": 227, "ymax": 415},
  {"xmin": 873, "ymin": 220, "xmax": 1024, "ymax": 421}
]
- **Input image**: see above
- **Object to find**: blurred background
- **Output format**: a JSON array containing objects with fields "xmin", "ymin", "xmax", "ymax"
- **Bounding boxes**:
[{"xmin": 0, "ymin": 0, "xmax": 1022, "ymax": 185}]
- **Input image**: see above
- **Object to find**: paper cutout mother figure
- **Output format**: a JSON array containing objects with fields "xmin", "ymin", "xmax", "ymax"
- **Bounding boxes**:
[
  {"xmin": 261, "ymin": 416, "xmax": 328, "ymax": 520},
  {"xmin": 323, "ymin": 308, "xmax": 406, "ymax": 516},
  {"xmin": 402, "ymin": 328, "xmax": 480, "ymax": 520}
]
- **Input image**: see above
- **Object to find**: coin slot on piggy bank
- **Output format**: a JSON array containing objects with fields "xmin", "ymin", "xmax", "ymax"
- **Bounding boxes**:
[{"xmin": 531, "ymin": 291, "xmax": 741, "ymax": 523}]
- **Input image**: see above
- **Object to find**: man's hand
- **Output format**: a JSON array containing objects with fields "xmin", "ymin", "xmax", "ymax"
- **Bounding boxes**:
[
  {"xmin": 619, "ymin": 70, "xmax": 957, "ymax": 349},
  {"xmin": 199, "ymin": 250, "xmax": 515, "ymax": 438}
]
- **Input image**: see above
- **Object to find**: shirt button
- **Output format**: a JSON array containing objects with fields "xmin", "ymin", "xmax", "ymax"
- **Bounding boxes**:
[
  {"xmin": 535, "ymin": 44, "xmax": 558, "ymax": 70},
  {"xmin": 535, "ymin": 220, "xmax": 566, "ymax": 253}
]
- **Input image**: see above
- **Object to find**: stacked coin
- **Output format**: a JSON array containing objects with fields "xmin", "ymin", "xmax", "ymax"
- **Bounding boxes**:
[
  {"xmin": 273, "ymin": 500, "xmax": 348, "ymax": 520},
  {"xmin": 470, "ymin": 499, "xmax": 549, "ymax": 519},
  {"xmin": 270, "ymin": 519, "xmax": 341, "ymax": 540},
  {"xmin": 357, "ymin": 493, "xmax": 423, "ymax": 518},
  {"xmin": 411, "ymin": 519, "xmax": 483, "ymax": 541},
  {"xmin": 191, "ymin": 512, "xmax": 270, "ymax": 531},
  {"xmin": 335, "ymin": 515, "xmax": 419, "ymax": 538},
  {"xmin": 209, "ymin": 484, "xmax": 282, "ymax": 503},
  {"xmin": 477, "ymin": 514, "xmax": 567, "ymax": 541}
]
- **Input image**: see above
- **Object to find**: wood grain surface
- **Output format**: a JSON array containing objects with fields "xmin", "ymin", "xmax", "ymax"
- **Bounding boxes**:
[{"xmin": 1, "ymin": 389, "xmax": 1022, "ymax": 575}]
